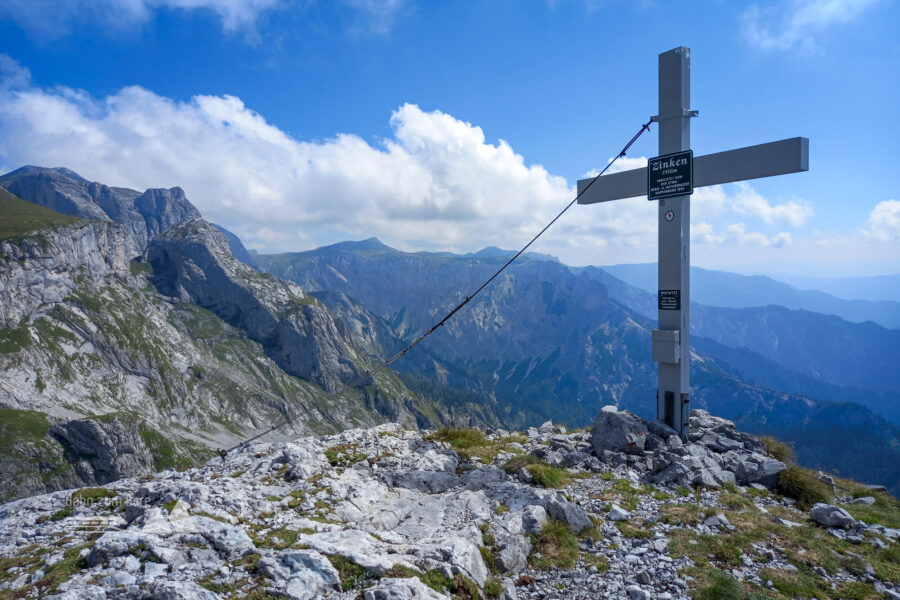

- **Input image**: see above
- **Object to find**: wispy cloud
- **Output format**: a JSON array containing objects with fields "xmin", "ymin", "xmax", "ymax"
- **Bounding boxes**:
[
  {"xmin": 0, "ymin": 0, "xmax": 284, "ymax": 39},
  {"xmin": 0, "ymin": 0, "xmax": 408, "ymax": 40},
  {"xmin": 342, "ymin": 0, "xmax": 407, "ymax": 35},
  {"xmin": 740, "ymin": 0, "xmax": 882, "ymax": 53}
]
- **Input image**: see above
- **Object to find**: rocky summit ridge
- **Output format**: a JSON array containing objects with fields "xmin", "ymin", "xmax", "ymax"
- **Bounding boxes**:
[
  {"xmin": 1, "ymin": 408, "xmax": 897, "ymax": 600},
  {"xmin": 0, "ymin": 171, "xmax": 463, "ymax": 504}
]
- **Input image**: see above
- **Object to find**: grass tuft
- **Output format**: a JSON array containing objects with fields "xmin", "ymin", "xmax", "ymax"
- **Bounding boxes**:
[
  {"xmin": 484, "ymin": 577, "xmax": 503, "ymax": 598},
  {"xmin": 501, "ymin": 455, "xmax": 570, "ymax": 488},
  {"xmin": 762, "ymin": 436, "xmax": 794, "ymax": 463},
  {"xmin": 777, "ymin": 466, "xmax": 830, "ymax": 510},
  {"xmin": 530, "ymin": 518, "xmax": 579, "ymax": 569},
  {"xmin": 326, "ymin": 554, "xmax": 373, "ymax": 591},
  {"xmin": 426, "ymin": 427, "xmax": 489, "ymax": 449}
]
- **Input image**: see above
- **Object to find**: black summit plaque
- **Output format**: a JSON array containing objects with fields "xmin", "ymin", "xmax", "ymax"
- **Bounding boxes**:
[
  {"xmin": 658, "ymin": 289, "xmax": 681, "ymax": 311},
  {"xmin": 648, "ymin": 150, "xmax": 693, "ymax": 200}
]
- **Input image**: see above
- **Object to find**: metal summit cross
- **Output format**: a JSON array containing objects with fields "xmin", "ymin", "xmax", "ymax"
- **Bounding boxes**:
[{"xmin": 577, "ymin": 46, "xmax": 808, "ymax": 441}]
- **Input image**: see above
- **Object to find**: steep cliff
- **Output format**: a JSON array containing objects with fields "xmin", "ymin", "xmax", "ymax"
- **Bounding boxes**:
[
  {"xmin": 0, "ymin": 190, "xmax": 476, "ymax": 503},
  {"xmin": 147, "ymin": 218, "xmax": 364, "ymax": 393},
  {"xmin": 0, "ymin": 166, "xmax": 201, "ymax": 258},
  {"xmin": 0, "ymin": 217, "xmax": 129, "ymax": 328}
]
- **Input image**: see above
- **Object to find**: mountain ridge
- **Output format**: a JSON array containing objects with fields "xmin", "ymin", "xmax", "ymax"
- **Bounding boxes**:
[
  {"xmin": 600, "ymin": 262, "xmax": 900, "ymax": 329},
  {"xmin": 0, "ymin": 175, "xmax": 483, "ymax": 503},
  {"xmin": 255, "ymin": 239, "xmax": 900, "ymax": 493}
]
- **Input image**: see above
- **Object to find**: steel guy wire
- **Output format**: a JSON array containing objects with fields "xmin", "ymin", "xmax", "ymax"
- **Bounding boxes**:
[{"xmin": 219, "ymin": 117, "xmax": 654, "ymax": 459}]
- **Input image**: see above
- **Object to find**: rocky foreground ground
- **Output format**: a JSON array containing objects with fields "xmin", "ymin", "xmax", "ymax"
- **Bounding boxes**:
[{"xmin": 0, "ymin": 408, "xmax": 898, "ymax": 600}]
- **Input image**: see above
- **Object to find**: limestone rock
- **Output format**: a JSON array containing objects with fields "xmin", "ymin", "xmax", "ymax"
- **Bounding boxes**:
[
  {"xmin": 608, "ymin": 504, "xmax": 630, "ymax": 522},
  {"xmin": 0, "ymin": 165, "xmax": 201, "ymax": 258},
  {"xmin": 545, "ymin": 497, "xmax": 592, "ymax": 534},
  {"xmin": 521, "ymin": 505, "xmax": 548, "ymax": 534},
  {"xmin": 591, "ymin": 406, "xmax": 649, "ymax": 456},
  {"xmin": 147, "ymin": 218, "xmax": 362, "ymax": 393},
  {"xmin": 48, "ymin": 418, "xmax": 154, "ymax": 486},
  {"xmin": 362, "ymin": 577, "xmax": 449, "ymax": 600},
  {"xmin": 277, "ymin": 550, "xmax": 342, "ymax": 600},
  {"xmin": 810, "ymin": 503, "xmax": 856, "ymax": 529}
]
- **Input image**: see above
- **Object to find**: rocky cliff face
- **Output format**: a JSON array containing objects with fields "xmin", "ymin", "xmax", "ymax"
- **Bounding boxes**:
[
  {"xmin": 0, "ymin": 411, "xmax": 896, "ymax": 600},
  {"xmin": 147, "ymin": 219, "xmax": 363, "ymax": 393},
  {"xmin": 0, "ymin": 166, "xmax": 201, "ymax": 258},
  {"xmin": 0, "ymin": 184, "xmax": 476, "ymax": 504},
  {"xmin": 0, "ymin": 219, "xmax": 129, "ymax": 328}
]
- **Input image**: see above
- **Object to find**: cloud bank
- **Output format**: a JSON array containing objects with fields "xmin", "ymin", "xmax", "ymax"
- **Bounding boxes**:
[{"xmin": 1, "ymin": 53, "xmax": 890, "ymax": 274}]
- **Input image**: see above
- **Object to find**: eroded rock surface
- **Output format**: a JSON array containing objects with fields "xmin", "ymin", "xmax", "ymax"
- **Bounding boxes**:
[{"xmin": 0, "ymin": 416, "xmax": 896, "ymax": 600}]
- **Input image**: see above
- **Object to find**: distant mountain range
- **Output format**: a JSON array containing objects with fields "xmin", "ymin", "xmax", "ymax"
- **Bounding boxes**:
[
  {"xmin": 599, "ymin": 262, "xmax": 900, "ymax": 329},
  {"xmin": 2, "ymin": 165, "xmax": 899, "ymax": 498},
  {"xmin": 256, "ymin": 239, "xmax": 900, "ymax": 493},
  {"xmin": 772, "ymin": 272, "xmax": 900, "ymax": 303}
]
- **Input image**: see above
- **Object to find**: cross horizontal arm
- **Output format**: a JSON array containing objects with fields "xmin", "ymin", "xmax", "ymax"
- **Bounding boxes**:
[{"xmin": 577, "ymin": 137, "xmax": 808, "ymax": 204}]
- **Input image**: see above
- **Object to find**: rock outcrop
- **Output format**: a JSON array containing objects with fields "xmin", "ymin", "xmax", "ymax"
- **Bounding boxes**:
[
  {"xmin": 0, "ymin": 166, "xmax": 201, "ymax": 258},
  {"xmin": 0, "ymin": 219, "xmax": 129, "ymax": 328},
  {"xmin": 590, "ymin": 407, "xmax": 786, "ymax": 490},
  {"xmin": 1, "ymin": 418, "xmax": 897, "ymax": 600},
  {"xmin": 147, "ymin": 218, "xmax": 363, "ymax": 392},
  {"xmin": 48, "ymin": 417, "xmax": 156, "ymax": 485}
]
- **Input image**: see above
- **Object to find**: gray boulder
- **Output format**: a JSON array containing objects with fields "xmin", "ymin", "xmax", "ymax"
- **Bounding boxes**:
[
  {"xmin": 147, "ymin": 581, "xmax": 222, "ymax": 600},
  {"xmin": 591, "ymin": 406, "xmax": 649, "ymax": 456},
  {"xmin": 692, "ymin": 467, "xmax": 736, "ymax": 488},
  {"xmin": 279, "ymin": 550, "xmax": 342, "ymax": 600},
  {"xmin": 608, "ymin": 504, "xmax": 630, "ymax": 522},
  {"xmin": 850, "ymin": 496, "xmax": 875, "ymax": 505},
  {"xmin": 563, "ymin": 451, "xmax": 591, "ymax": 467},
  {"xmin": 521, "ymin": 505, "xmax": 548, "ymax": 534},
  {"xmin": 810, "ymin": 504, "xmax": 856, "ymax": 529},
  {"xmin": 496, "ymin": 536, "xmax": 531, "ymax": 573},
  {"xmin": 86, "ymin": 532, "xmax": 165, "ymax": 567},
  {"xmin": 190, "ymin": 516, "xmax": 255, "ymax": 559},
  {"xmin": 363, "ymin": 577, "xmax": 448, "ymax": 600},
  {"xmin": 626, "ymin": 585, "xmax": 651, "ymax": 600},
  {"xmin": 646, "ymin": 419, "xmax": 678, "ymax": 440},
  {"xmin": 729, "ymin": 452, "xmax": 785, "ymax": 489},
  {"xmin": 545, "ymin": 498, "xmax": 592, "ymax": 534}
]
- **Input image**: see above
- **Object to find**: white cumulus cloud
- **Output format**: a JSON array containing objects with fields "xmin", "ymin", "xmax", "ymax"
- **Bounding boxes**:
[
  {"xmin": 0, "ymin": 54, "xmax": 828, "ymax": 269},
  {"xmin": 862, "ymin": 199, "xmax": 900, "ymax": 242},
  {"xmin": 729, "ymin": 181, "xmax": 812, "ymax": 226}
]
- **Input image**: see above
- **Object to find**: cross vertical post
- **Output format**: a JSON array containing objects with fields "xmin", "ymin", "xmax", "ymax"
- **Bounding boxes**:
[
  {"xmin": 655, "ymin": 47, "xmax": 694, "ymax": 441},
  {"xmin": 575, "ymin": 46, "xmax": 807, "ymax": 444}
]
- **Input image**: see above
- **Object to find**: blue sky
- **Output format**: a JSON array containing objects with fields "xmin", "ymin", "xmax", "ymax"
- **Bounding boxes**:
[{"xmin": 0, "ymin": 0, "xmax": 898, "ymax": 277}]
